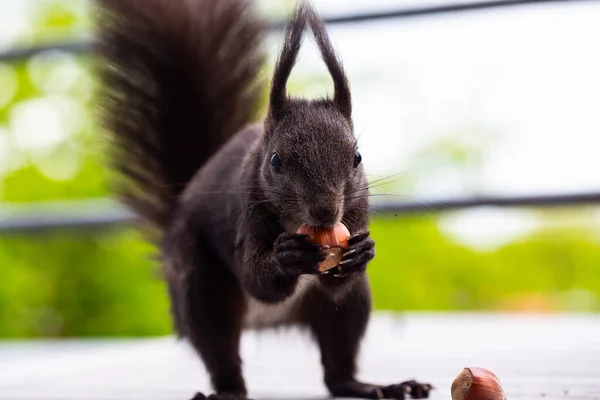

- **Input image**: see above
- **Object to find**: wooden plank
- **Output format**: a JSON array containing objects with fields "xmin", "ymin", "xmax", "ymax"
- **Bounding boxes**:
[{"xmin": 0, "ymin": 313, "xmax": 599, "ymax": 400}]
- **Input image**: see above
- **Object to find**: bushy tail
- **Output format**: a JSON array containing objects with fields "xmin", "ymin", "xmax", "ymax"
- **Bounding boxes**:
[{"xmin": 93, "ymin": 0, "xmax": 267, "ymax": 240}]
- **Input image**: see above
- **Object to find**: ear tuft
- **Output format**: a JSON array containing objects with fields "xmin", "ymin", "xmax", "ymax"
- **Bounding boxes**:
[
  {"xmin": 269, "ymin": 1, "xmax": 309, "ymax": 121},
  {"xmin": 305, "ymin": 3, "xmax": 352, "ymax": 119},
  {"xmin": 268, "ymin": 0, "xmax": 352, "ymax": 121}
]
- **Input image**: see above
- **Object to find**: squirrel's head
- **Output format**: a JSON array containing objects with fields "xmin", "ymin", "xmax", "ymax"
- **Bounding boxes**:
[{"xmin": 260, "ymin": 0, "xmax": 367, "ymax": 229}]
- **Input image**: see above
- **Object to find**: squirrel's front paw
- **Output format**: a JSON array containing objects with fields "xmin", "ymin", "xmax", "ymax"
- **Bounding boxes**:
[
  {"xmin": 332, "ymin": 230, "xmax": 375, "ymax": 277},
  {"xmin": 274, "ymin": 232, "xmax": 326, "ymax": 276}
]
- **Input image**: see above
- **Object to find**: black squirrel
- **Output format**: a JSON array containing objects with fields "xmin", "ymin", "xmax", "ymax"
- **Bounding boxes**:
[{"xmin": 93, "ymin": 0, "xmax": 432, "ymax": 399}]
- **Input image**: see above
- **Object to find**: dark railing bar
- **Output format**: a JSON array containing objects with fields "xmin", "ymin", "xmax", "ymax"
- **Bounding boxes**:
[
  {"xmin": 0, "ymin": 0, "xmax": 595, "ymax": 62},
  {"xmin": 272, "ymin": 0, "xmax": 595, "ymax": 29},
  {"xmin": 0, "ymin": 199, "xmax": 131, "ymax": 234},
  {"xmin": 373, "ymin": 191, "xmax": 600, "ymax": 214},
  {"xmin": 0, "ymin": 42, "xmax": 89, "ymax": 63},
  {"xmin": 1, "ymin": 191, "xmax": 599, "ymax": 234}
]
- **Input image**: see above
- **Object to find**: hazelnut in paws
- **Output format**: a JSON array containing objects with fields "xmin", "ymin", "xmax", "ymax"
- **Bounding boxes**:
[{"xmin": 296, "ymin": 222, "xmax": 350, "ymax": 273}]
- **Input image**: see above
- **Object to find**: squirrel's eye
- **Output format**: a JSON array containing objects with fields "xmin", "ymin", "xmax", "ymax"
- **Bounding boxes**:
[
  {"xmin": 353, "ymin": 151, "xmax": 362, "ymax": 168},
  {"xmin": 271, "ymin": 153, "xmax": 283, "ymax": 173}
]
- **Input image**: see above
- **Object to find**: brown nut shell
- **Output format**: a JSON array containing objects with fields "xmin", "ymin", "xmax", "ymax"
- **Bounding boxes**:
[
  {"xmin": 296, "ymin": 222, "xmax": 350, "ymax": 272},
  {"xmin": 451, "ymin": 367, "xmax": 506, "ymax": 400}
]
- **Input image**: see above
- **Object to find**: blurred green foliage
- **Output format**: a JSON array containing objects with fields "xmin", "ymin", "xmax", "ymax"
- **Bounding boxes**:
[
  {"xmin": 370, "ymin": 213, "xmax": 600, "ymax": 312},
  {"xmin": 0, "ymin": 0, "xmax": 598, "ymax": 338},
  {"xmin": 0, "ymin": 229, "xmax": 170, "ymax": 338}
]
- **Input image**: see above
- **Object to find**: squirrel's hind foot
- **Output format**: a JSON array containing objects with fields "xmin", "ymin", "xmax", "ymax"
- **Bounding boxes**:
[
  {"xmin": 327, "ymin": 379, "xmax": 434, "ymax": 399},
  {"xmin": 190, "ymin": 392, "xmax": 250, "ymax": 400}
]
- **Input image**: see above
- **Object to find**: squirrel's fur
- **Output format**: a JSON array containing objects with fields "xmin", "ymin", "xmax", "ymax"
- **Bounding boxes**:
[{"xmin": 93, "ymin": 0, "xmax": 432, "ymax": 399}]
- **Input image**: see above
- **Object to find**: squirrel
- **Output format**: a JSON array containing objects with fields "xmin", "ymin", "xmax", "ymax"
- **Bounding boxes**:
[{"xmin": 93, "ymin": 0, "xmax": 432, "ymax": 399}]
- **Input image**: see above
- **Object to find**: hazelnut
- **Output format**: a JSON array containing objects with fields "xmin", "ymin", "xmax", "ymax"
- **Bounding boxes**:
[
  {"xmin": 451, "ymin": 367, "xmax": 506, "ymax": 400},
  {"xmin": 296, "ymin": 222, "xmax": 350, "ymax": 273}
]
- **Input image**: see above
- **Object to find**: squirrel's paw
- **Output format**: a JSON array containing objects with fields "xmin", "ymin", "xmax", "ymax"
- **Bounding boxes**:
[
  {"xmin": 332, "ymin": 230, "xmax": 375, "ymax": 277},
  {"xmin": 327, "ymin": 379, "xmax": 433, "ymax": 399},
  {"xmin": 274, "ymin": 232, "xmax": 326, "ymax": 276},
  {"xmin": 190, "ymin": 392, "xmax": 251, "ymax": 400},
  {"xmin": 379, "ymin": 380, "xmax": 434, "ymax": 399}
]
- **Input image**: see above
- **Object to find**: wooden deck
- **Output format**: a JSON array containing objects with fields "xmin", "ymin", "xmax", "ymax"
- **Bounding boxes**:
[{"xmin": 1, "ymin": 313, "xmax": 599, "ymax": 400}]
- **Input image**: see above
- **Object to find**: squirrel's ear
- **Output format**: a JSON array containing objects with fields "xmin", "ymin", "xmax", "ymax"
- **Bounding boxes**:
[
  {"xmin": 269, "ymin": 1, "xmax": 352, "ymax": 121},
  {"xmin": 269, "ymin": 2, "xmax": 308, "ymax": 121},
  {"xmin": 306, "ymin": 4, "xmax": 352, "ymax": 120}
]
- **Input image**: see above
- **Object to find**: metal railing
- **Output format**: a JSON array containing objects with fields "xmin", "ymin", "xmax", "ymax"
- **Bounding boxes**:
[
  {"xmin": 2, "ymin": 191, "xmax": 600, "ymax": 234},
  {"xmin": 0, "ymin": 0, "xmax": 599, "ymax": 233},
  {"xmin": 0, "ymin": 0, "xmax": 595, "ymax": 63}
]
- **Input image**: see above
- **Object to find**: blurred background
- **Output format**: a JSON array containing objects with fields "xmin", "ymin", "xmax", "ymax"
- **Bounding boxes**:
[{"xmin": 0, "ymin": 0, "xmax": 599, "ymax": 339}]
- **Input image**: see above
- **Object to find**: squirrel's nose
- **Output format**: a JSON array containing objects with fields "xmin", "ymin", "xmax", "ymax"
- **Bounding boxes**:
[{"xmin": 309, "ymin": 204, "xmax": 339, "ymax": 227}]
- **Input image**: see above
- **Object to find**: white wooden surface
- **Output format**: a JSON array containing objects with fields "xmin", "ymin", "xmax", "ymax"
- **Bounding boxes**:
[{"xmin": 1, "ymin": 313, "xmax": 599, "ymax": 400}]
